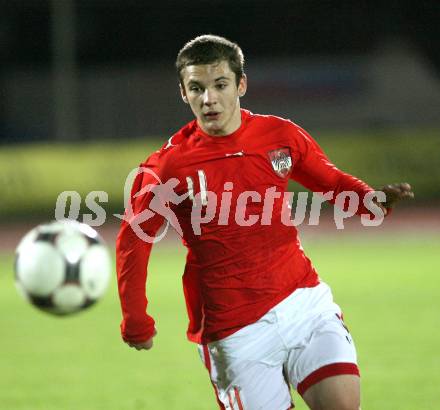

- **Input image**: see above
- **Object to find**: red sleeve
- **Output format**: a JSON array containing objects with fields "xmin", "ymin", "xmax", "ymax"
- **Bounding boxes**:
[
  {"xmin": 290, "ymin": 125, "xmax": 375, "ymax": 216},
  {"xmin": 116, "ymin": 151, "xmax": 165, "ymax": 343}
]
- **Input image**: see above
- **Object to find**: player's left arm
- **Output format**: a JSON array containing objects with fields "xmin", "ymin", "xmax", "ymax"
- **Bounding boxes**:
[
  {"xmin": 379, "ymin": 182, "xmax": 414, "ymax": 210},
  {"xmin": 289, "ymin": 125, "xmax": 414, "ymax": 215}
]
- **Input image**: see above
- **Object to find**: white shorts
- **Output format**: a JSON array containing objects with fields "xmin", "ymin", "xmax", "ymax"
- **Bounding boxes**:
[{"xmin": 198, "ymin": 282, "xmax": 359, "ymax": 410}]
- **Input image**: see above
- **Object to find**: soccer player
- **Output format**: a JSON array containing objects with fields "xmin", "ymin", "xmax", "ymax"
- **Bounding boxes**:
[{"xmin": 116, "ymin": 35, "xmax": 413, "ymax": 410}]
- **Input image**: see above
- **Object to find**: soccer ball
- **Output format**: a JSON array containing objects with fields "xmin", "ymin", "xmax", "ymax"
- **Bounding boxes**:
[{"xmin": 14, "ymin": 220, "xmax": 111, "ymax": 316}]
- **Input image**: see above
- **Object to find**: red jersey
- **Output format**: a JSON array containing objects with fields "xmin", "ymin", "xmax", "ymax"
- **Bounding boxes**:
[{"xmin": 116, "ymin": 109, "xmax": 375, "ymax": 345}]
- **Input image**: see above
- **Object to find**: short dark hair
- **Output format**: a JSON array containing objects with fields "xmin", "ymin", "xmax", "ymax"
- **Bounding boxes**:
[{"xmin": 176, "ymin": 34, "xmax": 245, "ymax": 87}]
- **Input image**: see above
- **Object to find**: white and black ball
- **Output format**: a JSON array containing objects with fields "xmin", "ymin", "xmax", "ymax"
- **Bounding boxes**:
[{"xmin": 14, "ymin": 220, "xmax": 111, "ymax": 316}]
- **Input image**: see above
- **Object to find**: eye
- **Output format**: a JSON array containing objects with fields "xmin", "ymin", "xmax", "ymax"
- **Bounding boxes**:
[
  {"xmin": 189, "ymin": 86, "xmax": 201, "ymax": 92},
  {"xmin": 216, "ymin": 83, "xmax": 227, "ymax": 90}
]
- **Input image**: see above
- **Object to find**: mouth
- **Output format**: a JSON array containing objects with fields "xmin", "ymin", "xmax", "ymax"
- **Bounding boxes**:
[{"xmin": 203, "ymin": 112, "xmax": 221, "ymax": 121}]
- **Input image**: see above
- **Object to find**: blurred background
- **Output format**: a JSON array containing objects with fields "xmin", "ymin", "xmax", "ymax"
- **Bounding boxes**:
[
  {"xmin": 0, "ymin": 0, "xmax": 439, "ymax": 220},
  {"xmin": 1, "ymin": 0, "xmax": 440, "ymax": 141},
  {"xmin": 0, "ymin": 0, "xmax": 439, "ymax": 222},
  {"xmin": 0, "ymin": 1, "xmax": 439, "ymax": 410}
]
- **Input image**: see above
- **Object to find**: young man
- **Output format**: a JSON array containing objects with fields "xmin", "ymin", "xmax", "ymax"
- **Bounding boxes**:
[{"xmin": 116, "ymin": 35, "xmax": 413, "ymax": 410}]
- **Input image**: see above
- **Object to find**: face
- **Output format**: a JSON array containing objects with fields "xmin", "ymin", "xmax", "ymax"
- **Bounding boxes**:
[{"xmin": 180, "ymin": 60, "xmax": 247, "ymax": 136}]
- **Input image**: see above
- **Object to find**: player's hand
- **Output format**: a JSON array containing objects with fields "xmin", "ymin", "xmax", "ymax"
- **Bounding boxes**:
[
  {"xmin": 126, "ymin": 329, "xmax": 157, "ymax": 351},
  {"xmin": 380, "ymin": 182, "xmax": 414, "ymax": 208}
]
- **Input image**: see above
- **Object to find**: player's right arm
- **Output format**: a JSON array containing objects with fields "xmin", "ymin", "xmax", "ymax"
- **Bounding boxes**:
[{"xmin": 116, "ymin": 151, "xmax": 165, "ymax": 350}]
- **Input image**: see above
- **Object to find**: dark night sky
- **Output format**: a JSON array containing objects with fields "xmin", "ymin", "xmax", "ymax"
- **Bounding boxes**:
[{"xmin": 1, "ymin": 0, "xmax": 439, "ymax": 71}]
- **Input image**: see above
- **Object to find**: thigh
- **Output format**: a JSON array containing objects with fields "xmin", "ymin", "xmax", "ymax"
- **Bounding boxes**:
[
  {"xmin": 286, "ymin": 311, "xmax": 359, "ymax": 397},
  {"xmin": 199, "ymin": 343, "xmax": 293, "ymax": 410},
  {"xmin": 302, "ymin": 374, "xmax": 360, "ymax": 410}
]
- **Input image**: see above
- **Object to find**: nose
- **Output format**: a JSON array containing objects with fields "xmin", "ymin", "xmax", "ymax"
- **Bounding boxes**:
[{"xmin": 202, "ymin": 88, "xmax": 217, "ymax": 106}]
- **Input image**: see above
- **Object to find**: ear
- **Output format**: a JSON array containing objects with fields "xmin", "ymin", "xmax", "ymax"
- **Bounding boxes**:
[
  {"xmin": 179, "ymin": 83, "xmax": 189, "ymax": 104},
  {"xmin": 238, "ymin": 74, "xmax": 247, "ymax": 98}
]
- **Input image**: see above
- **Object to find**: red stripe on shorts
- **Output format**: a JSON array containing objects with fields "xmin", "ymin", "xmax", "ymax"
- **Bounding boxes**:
[
  {"xmin": 234, "ymin": 387, "xmax": 244, "ymax": 410},
  {"xmin": 297, "ymin": 362, "xmax": 360, "ymax": 396},
  {"xmin": 227, "ymin": 391, "xmax": 234, "ymax": 409},
  {"xmin": 202, "ymin": 345, "xmax": 226, "ymax": 410}
]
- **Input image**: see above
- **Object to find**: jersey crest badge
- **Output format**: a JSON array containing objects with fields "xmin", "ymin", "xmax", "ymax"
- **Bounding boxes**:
[{"xmin": 268, "ymin": 148, "xmax": 292, "ymax": 177}]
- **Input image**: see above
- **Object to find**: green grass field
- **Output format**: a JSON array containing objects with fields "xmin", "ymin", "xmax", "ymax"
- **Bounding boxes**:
[{"xmin": 1, "ymin": 235, "xmax": 439, "ymax": 410}]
